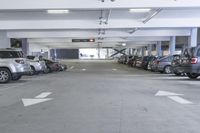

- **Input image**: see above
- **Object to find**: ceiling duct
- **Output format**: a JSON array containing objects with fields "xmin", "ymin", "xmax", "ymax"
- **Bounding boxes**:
[{"xmin": 143, "ymin": 8, "xmax": 162, "ymax": 24}]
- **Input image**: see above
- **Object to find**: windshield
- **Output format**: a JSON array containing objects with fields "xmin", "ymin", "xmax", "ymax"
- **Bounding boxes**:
[{"xmin": 0, "ymin": 51, "xmax": 24, "ymax": 58}]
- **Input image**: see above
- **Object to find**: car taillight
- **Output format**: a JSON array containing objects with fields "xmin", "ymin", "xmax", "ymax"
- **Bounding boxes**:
[
  {"xmin": 191, "ymin": 58, "xmax": 198, "ymax": 64},
  {"xmin": 15, "ymin": 59, "xmax": 25, "ymax": 64}
]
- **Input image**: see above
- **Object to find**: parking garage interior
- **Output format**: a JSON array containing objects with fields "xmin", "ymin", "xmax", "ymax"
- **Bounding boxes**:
[{"xmin": 1, "ymin": 0, "xmax": 200, "ymax": 133}]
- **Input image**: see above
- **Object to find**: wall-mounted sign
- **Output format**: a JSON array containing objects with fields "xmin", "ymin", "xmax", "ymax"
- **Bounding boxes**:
[{"xmin": 72, "ymin": 39, "xmax": 95, "ymax": 43}]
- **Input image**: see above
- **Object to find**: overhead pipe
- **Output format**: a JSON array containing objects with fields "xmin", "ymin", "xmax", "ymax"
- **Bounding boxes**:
[
  {"xmin": 129, "ymin": 28, "xmax": 139, "ymax": 34},
  {"xmin": 142, "ymin": 8, "xmax": 162, "ymax": 24},
  {"xmin": 99, "ymin": 10, "xmax": 104, "ymax": 25},
  {"xmin": 104, "ymin": 9, "xmax": 112, "ymax": 25}
]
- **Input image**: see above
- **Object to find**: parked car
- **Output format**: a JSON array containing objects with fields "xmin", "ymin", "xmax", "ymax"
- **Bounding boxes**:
[
  {"xmin": 26, "ymin": 55, "xmax": 47, "ymax": 75},
  {"xmin": 0, "ymin": 48, "xmax": 30, "ymax": 83},
  {"xmin": 127, "ymin": 56, "xmax": 137, "ymax": 67},
  {"xmin": 135, "ymin": 57, "xmax": 143, "ymax": 68},
  {"xmin": 177, "ymin": 46, "xmax": 200, "ymax": 79},
  {"xmin": 135, "ymin": 56, "xmax": 155, "ymax": 70},
  {"xmin": 171, "ymin": 54, "xmax": 184, "ymax": 76},
  {"xmin": 147, "ymin": 56, "xmax": 158, "ymax": 71},
  {"xmin": 58, "ymin": 63, "xmax": 67, "ymax": 71},
  {"xmin": 157, "ymin": 55, "xmax": 180, "ymax": 74},
  {"xmin": 43, "ymin": 59, "xmax": 60, "ymax": 72}
]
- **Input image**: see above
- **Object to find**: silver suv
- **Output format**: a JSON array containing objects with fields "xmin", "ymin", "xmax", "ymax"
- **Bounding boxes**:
[
  {"xmin": 26, "ymin": 56, "xmax": 47, "ymax": 75},
  {"xmin": 0, "ymin": 48, "xmax": 30, "ymax": 83}
]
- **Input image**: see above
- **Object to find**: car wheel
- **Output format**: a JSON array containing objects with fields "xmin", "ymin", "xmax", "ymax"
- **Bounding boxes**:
[
  {"xmin": 46, "ymin": 67, "xmax": 52, "ymax": 73},
  {"xmin": 0, "ymin": 68, "xmax": 11, "ymax": 83},
  {"xmin": 30, "ymin": 66, "xmax": 36, "ymax": 75},
  {"xmin": 186, "ymin": 73, "xmax": 199, "ymax": 79},
  {"xmin": 12, "ymin": 75, "xmax": 22, "ymax": 81},
  {"xmin": 164, "ymin": 66, "xmax": 172, "ymax": 74}
]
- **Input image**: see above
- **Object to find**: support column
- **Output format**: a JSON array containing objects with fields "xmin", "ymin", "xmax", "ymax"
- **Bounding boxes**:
[
  {"xmin": 21, "ymin": 39, "xmax": 29, "ymax": 56},
  {"xmin": 188, "ymin": 27, "xmax": 198, "ymax": 47},
  {"xmin": 156, "ymin": 41, "xmax": 162, "ymax": 56},
  {"xmin": 141, "ymin": 47, "xmax": 145, "ymax": 57},
  {"xmin": 0, "ymin": 31, "xmax": 10, "ymax": 48},
  {"xmin": 169, "ymin": 36, "xmax": 176, "ymax": 55},
  {"xmin": 106, "ymin": 48, "xmax": 109, "ymax": 58},
  {"xmin": 129, "ymin": 48, "xmax": 133, "ymax": 55},
  {"xmin": 147, "ymin": 44, "xmax": 152, "ymax": 56}
]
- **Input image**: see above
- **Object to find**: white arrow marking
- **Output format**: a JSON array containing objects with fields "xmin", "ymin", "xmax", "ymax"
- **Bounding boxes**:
[
  {"xmin": 35, "ymin": 92, "xmax": 52, "ymax": 98},
  {"xmin": 168, "ymin": 96, "xmax": 193, "ymax": 104},
  {"xmin": 155, "ymin": 90, "xmax": 193, "ymax": 104},
  {"xmin": 22, "ymin": 98, "xmax": 53, "ymax": 107},
  {"xmin": 155, "ymin": 91, "xmax": 184, "ymax": 96}
]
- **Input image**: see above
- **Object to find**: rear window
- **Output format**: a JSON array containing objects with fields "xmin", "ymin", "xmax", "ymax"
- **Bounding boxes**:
[
  {"xmin": 197, "ymin": 48, "xmax": 200, "ymax": 56},
  {"xmin": 0, "ymin": 51, "xmax": 23, "ymax": 58},
  {"xmin": 27, "ymin": 56, "xmax": 35, "ymax": 60},
  {"xmin": 183, "ymin": 48, "xmax": 195, "ymax": 57}
]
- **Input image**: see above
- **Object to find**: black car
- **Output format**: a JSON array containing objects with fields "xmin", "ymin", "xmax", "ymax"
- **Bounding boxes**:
[
  {"xmin": 171, "ymin": 54, "xmax": 184, "ymax": 76},
  {"xmin": 135, "ymin": 56, "xmax": 155, "ymax": 70},
  {"xmin": 178, "ymin": 46, "xmax": 200, "ymax": 79}
]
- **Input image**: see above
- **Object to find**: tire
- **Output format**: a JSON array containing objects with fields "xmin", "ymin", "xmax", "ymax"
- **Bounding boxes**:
[
  {"xmin": 46, "ymin": 67, "xmax": 52, "ymax": 73},
  {"xmin": 164, "ymin": 66, "xmax": 172, "ymax": 74},
  {"xmin": 30, "ymin": 66, "xmax": 36, "ymax": 75},
  {"xmin": 186, "ymin": 73, "xmax": 199, "ymax": 79},
  {"xmin": 0, "ymin": 68, "xmax": 11, "ymax": 83},
  {"xmin": 12, "ymin": 75, "xmax": 22, "ymax": 81}
]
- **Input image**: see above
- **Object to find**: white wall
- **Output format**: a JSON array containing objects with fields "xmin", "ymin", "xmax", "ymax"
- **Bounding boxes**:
[
  {"xmin": 0, "ymin": 31, "xmax": 10, "ymax": 48},
  {"xmin": 29, "ymin": 43, "xmax": 49, "ymax": 56}
]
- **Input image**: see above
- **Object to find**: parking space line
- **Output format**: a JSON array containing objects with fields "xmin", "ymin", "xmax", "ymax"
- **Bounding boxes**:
[
  {"xmin": 35, "ymin": 92, "xmax": 52, "ymax": 98},
  {"xmin": 168, "ymin": 96, "xmax": 193, "ymax": 104}
]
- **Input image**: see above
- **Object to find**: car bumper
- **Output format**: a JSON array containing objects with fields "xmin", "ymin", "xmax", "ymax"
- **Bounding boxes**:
[
  {"xmin": 12, "ymin": 72, "xmax": 30, "ymax": 77},
  {"xmin": 177, "ymin": 65, "xmax": 200, "ymax": 74},
  {"xmin": 35, "ymin": 65, "xmax": 47, "ymax": 72}
]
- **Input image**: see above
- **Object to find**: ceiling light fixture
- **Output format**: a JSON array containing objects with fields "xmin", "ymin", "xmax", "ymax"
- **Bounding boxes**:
[
  {"xmin": 122, "ymin": 43, "xmax": 127, "ymax": 46},
  {"xmin": 47, "ymin": 10, "xmax": 69, "ymax": 14},
  {"xmin": 129, "ymin": 9, "xmax": 151, "ymax": 13}
]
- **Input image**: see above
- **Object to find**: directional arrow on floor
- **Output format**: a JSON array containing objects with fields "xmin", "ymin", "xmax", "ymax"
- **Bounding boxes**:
[
  {"xmin": 22, "ymin": 92, "xmax": 53, "ymax": 107},
  {"xmin": 155, "ymin": 91, "xmax": 193, "ymax": 104},
  {"xmin": 155, "ymin": 91, "xmax": 184, "ymax": 96}
]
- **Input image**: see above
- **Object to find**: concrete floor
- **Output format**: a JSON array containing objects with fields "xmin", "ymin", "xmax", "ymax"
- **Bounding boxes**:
[{"xmin": 0, "ymin": 60, "xmax": 200, "ymax": 133}]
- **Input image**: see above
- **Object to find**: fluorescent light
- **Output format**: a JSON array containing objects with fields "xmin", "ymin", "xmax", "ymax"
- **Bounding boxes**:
[
  {"xmin": 47, "ymin": 10, "xmax": 69, "ymax": 14},
  {"xmin": 129, "ymin": 9, "xmax": 151, "ymax": 13},
  {"xmin": 122, "ymin": 43, "xmax": 126, "ymax": 46}
]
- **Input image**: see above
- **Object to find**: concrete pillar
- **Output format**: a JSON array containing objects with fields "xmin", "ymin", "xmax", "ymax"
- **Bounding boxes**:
[
  {"xmin": 156, "ymin": 41, "xmax": 162, "ymax": 56},
  {"xmin": 147, "ymin": 44, "xmax": 152, "ymax": 56},
  {"xmin": 169, "ymin": 36, "xmax": 176, "ymax": 55},
  {"xmin": 0, "ymin": 31, "xmax": 10, "ymax": 48},
  {"xmin": 21, "ymin": 39, "xmax": 29, "ymax": 56},
  {"xmin": 129, "ymin": 48, "xmax": 133, "ymax": 55},
  {"xmin": 188, "ymin": 27, "xmax": 198, "ymax": 47},
  {"xmin": 141, "ymin": 47, "xmax": 145, "ymax": 57},
  {"xmin": 106, "ymin": 48, "xmax": 109, "ymax": 58}
]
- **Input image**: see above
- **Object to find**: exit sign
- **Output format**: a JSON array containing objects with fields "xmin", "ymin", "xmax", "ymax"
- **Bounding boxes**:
[{"xmin": 72, "ymin": 39, "xmax": 95, "ymax": 43}]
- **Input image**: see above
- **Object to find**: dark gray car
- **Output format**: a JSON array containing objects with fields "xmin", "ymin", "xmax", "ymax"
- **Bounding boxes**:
[
  {"xmin": 178, "ymin": 46, "xmax": 200, "ymax": 79},
  {"xmin": 157, "ymin": 55, "xmax": 179, "ymax": 74}
]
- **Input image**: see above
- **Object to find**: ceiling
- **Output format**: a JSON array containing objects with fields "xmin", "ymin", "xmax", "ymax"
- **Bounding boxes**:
[{"xmin": 1, "ymin": 0, "xmax": 200, "ymax": 48}]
